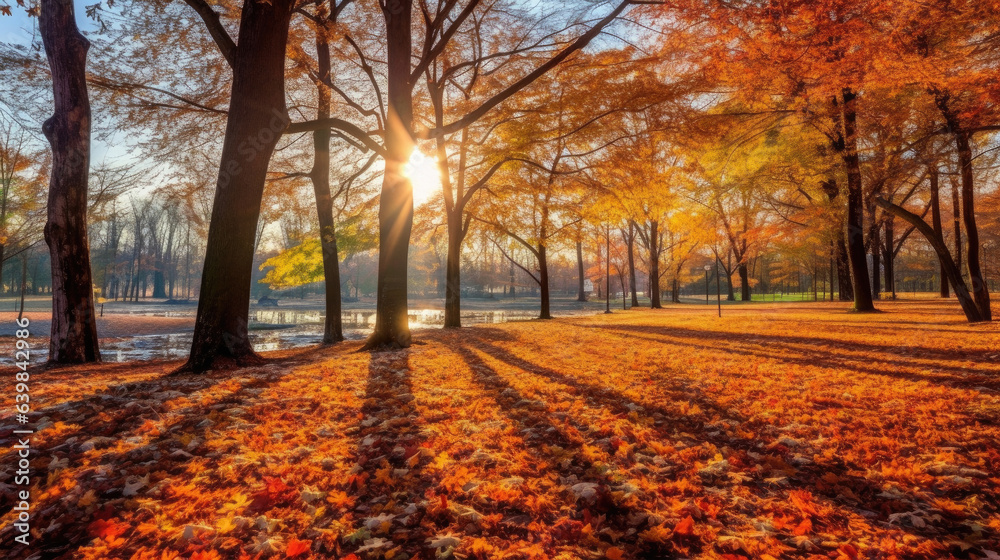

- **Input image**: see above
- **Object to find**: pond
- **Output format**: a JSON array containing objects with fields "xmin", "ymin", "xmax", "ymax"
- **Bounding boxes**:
[{"xmin": 98, "ymin": 307, "xmax": 573, "ymax": 362}]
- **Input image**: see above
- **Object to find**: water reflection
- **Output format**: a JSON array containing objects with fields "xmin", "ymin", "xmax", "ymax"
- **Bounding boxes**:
[{"xmin": 91, "ymin": 308, "xmax": 551, "ymax": 363}]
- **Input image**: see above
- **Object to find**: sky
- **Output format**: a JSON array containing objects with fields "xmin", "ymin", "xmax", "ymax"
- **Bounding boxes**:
[
  {"xmin": 1, "ymin": 2, "xmax": 127, "ymax": 173},
  {"xmin": 0, "ymin": 1, "xmax": 97, "ymax": 46}
]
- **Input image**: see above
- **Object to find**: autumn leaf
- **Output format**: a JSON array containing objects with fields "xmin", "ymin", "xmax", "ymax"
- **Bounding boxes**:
[
  {"xmin": 838, "ymin": 544, "xmax": 860, "ymax": 560},
  {"xmin": 638, "ymin": 524, "xmax": 671, "ymax": 543},
  {"xmin": 88, "ymin": 518, "xmax": 130, "ymax": 540},
  {"xmin": 285, "ymin": 538, "xmax": 311, "ymax": 557},
  {"xmin": 605, "ymin": 546, "xmax": 626, "ymax": 560},
  {"xmin": 673, "ymin": 516, "xmax": 695, "ymax": 537}
]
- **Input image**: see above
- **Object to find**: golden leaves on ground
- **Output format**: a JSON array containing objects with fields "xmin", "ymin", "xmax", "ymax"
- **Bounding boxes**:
[{"xmin": 1, "ymin": 300, "xmax": 998, "ymax": 559}]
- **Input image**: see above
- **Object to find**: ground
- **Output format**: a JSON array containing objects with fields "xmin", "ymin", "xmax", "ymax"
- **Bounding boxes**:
[{"xmin": 1, "ymin": 300, "xmax": 999, "ymax": 560}]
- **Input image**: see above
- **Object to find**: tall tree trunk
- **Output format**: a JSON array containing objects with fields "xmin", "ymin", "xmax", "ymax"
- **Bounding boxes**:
[
  {"xmin": 312, "ymin": 24, "xmax": 344, "ymax": 343},
  {"xmin": 870, "ymin": 216, "xmax": 881, "ymax": 300},
  {"xmin": 182, "ymin": 0, "xmax": 294, "ymax": 372},
  {"xmin": 184, "ymin": 225, "xmax": 192, "ymax": 299},
  {"xmin": 444, "ymin": 213, "xmax": 463, "ymax": 327},
  {"xmin": 929, "ymin": 166, "xmax": 949, "ymax": 297},
  {"xmin": 365, "ymin": 0, "xmax": 415, "ymax": 349},
  {"xmin": 40, "ymin": 0, "xmax": 100, "ymax": 364},
  {"xmin": 18, "ymin": 254, "xmax": 28, "ymax": 322},
  {"xmin": 165, "ymin": 220, "xmax": 176, "ymax": 299},
  {"xmin": 725, "ymin": 252, "xmax": 735, "ymax": 301},
  {"xmin": 835, "ymin": 232, "xmax": 852, "ymax": 301},
  {"xmin": 952, "ymin": 179, "xmax": 962, "ymax": 274},
  {"xmin": 876, "ymin": 198, "xmax": 982, "ymax": 322},
  {"xmin": 883, "ymin": 217, "xmax": 894, "ymax": 299},
  {"xmin": 538, "ymin": 244, "xmax": 551, "ymax": 319},
  {"xmin": 649, "ymin": 220, "xmax": 661, "ymax": 308},
  {"xmin": 627, "ymin": 223, "xmax": 638, "ymax": 307},
  {"xmin": 840, "ymin": 89, "xmax": 875, "ymax": 311},
  {"xmin": 936, "ymin": 92, "xmax": 989, "ymax": 319},
  {"xmin": 953, "ymin": 131, "xmax": 991, "ymax": 320},
  {"xmin": 822, "ymin": 177, "xmax": 854, "ymax": 301},
  {"xmin": 153, "ymin": 268, "xmax": 167, "ymax": 299},
  {"xmin": 829, "ymin": 247, "xmax": 835, "ymax": 301},
  {"xmin": 576, "ymin": 239, "xmax": 587, "ymax": 302},
  {"xmin": 738, "ymin": 262, "xmax": 751, "ymax": 301}
]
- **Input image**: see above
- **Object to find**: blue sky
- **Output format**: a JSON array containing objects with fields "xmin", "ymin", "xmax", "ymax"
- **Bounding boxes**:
[
  {"xmin": 1, "ymin": 2, "xmax": 124, "ymax": 168},
  {"xmin": 0, "ymin": 1, "xmax": 97, "ymax": 46}
]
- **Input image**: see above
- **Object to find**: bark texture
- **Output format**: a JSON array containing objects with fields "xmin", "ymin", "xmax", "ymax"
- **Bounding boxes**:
[
  {"xmin": 312, "ymin": 22, "xmax": 344, "ymax": 344},
  {"xmin": 648, "ymin": 220, "xmax": 661, "ymax": 309},
  {"xmin": 929, "ymin": 167, "xmax": 949, "ymax": 297},
  {"xmin": 183, "ymin": 0, "xmax": 295, "ymax": 372},
  {"xmin": 40, "ymin": 0, "xmax": 101, "ymax": 364},
  {"xmin": 365, "ymin": 0, "xmax": 416, "ymax": 348},
  {"xmin": 876, "ymin": 198, "xmax": 983, "ymax": 322},
  {"xmin": 839, "ymin": 89, "xmax": 875, "ymax": 311}
]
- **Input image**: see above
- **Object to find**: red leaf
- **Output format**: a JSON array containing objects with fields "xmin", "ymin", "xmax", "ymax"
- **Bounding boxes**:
[
  {"xmin": 249, "ymin": 476, "xmax": 297, "ymax": 513},
  {"xmin": 673, "ymin": 516, "xmax": 695, "ymax": 537},
  {"xmin": 87, "ymin": 518, "xmax": 129, "ymax": 540},
  {"xmin": 793, "ymin": 518, "xmax": 812, "ymax": 536},
  {"xmin": 838, "ymin": 544, "xmax": 860, "ymax": 560},
  {"xmin": 286, "ymin": 538, "xmax": 311, "ymax": 557},
  {"xmin": 265, "ymin": 476, "xmax": 293, "ymax": 495}
]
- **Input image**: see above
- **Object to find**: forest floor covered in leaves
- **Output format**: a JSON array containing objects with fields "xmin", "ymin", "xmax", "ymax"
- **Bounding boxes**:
[{"xmin": 2, "ymin": 300, "xmax": 999, "ymax": 560}]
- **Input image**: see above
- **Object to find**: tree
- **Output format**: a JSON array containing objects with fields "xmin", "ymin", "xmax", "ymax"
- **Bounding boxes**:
[
  {"xmin": 876, "ymin": 197, "xmax": 983, "ymax": 322},
  {"xmin": 39, "ymin": 0, "xmax": 101, "ymax": 363},
  {"xmin": 288, "ymin": 0, "xmax": 639, "ymax": 342},
  {"xmin": 180, "ymin": 0, "xmax": 296, "ymax": 372}
]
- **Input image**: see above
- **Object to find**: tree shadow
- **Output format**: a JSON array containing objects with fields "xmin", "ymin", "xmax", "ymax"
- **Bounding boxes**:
[
  {"xmin": 449, "ymin": 337, "xmax": 686, "ymax": 556},
  {"xmin": 0, "ymin": 344, "xmax": 345, "ymax": 559},
  {"xmin": 337, "ymin": 349, "xmax": 442, "ymax": 557},
  {"xmin": 454, "ymin": 327, "xmax": 994, "ymax": 551},
  {"xmin": 583, "ymin": 324, "xmax": 1000, "ymax": 391}
]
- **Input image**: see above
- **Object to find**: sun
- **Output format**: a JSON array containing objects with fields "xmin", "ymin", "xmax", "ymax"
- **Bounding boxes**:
[{"xmin": 403, "ymin": 150, "xmax": 441, "ymax": 206}]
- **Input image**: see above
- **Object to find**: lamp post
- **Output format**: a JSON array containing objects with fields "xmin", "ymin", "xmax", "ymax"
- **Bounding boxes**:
[
  {"xmin": 715, "ymin": 260, "xmax": 722, "ymax": 317},
  {"xmin": 704, "ymin": 265, "xmax": 711, "ymax": 304}
]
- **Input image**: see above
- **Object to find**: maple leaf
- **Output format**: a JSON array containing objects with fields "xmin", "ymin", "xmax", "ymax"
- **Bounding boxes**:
[
  {"xmin": 605, "ymin": 546, "xmax": 626, "ymax": 560},
  {"xmin": 123, "ymin": 473, "xmax": 150, "ymax": 497},
  {"xmin": 673, "ymin": 516, "xmax": 695, "ymax": 537},
  {"xmin": 468, "ymin": 537, "xmax": 495, "ymax": 556},
  {"xmin": 249, "ymin": 477, "xmax": 297, "ymax": 512},
  {"xmin": 788, "ymin": 490, "xmax": 818, "ymax": 516},
  {"xmin": 252, "ymin": 533, "xmax": 284, "ymax": 555},
  {"xmin": 838, "ymin": 544, "xmax": 860, "ymax": 560},
  {"xmin": 356, "ymin": 538, "xmax": 390, "ymax": 552},
  {"xmin": 285, "ymin": 538, "xmax": 311, "ymax": 557},
  {"xmin": 374, "ymin": 465, "xmax": 394, "ymax": 486},
  {"xmin": 218, "ymin": 493, "xmax": 251, "ymax": 515},
  {"xmin": 77, "ymin": 489, "xmax": 98, "ymax": 508},
  {"xmin": 88, "ymin": 518, "xmax": 130, "ymax": 540},
  {"xmin": 428, "ymin": 533, "xmax": 461, "ymax": 549},
  {"xmin": 638, "ymin": 524, "xmax": 671, "ymax": 543}
]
